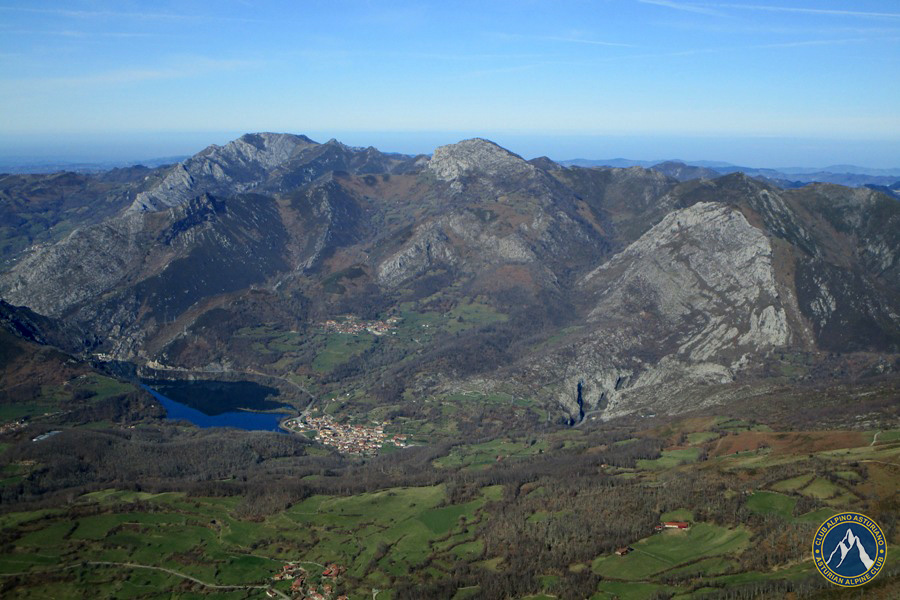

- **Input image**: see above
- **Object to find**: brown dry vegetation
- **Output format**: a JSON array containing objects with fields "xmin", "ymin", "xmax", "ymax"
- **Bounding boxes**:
[{"xmin": 710, "ymin": 431, "xmax": 871, "ymax": 457}]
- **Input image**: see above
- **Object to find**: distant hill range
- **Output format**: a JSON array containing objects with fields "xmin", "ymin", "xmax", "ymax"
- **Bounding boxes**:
[
  {"xmin": 4, "ymin": 154, "xmax": 898, "ymax": 188},
  {"xmin": 560, "ymin": 158, "xmax": 900, "ymax": 191},
  {"xmin": 0, "ymin": 132, "xmax": 897, "ymax": 424},
  {"xmin": 0, "ymin": 156, "xmax": 189, "ymax": 174}
]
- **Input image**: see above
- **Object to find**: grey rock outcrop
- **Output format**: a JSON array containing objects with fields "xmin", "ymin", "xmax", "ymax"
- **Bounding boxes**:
[
  {"xmin": 377, "ymin": 223, "xmax": 458, "ymax": 287},
  {"xmin": 0, "ymin": 212, "xmax": 148, "ymax": 317},
  {"xmin": 128, "ymin": 133, "xmax": 317, "ymax": 213},
  {"xmin": 513, "ymin": 202, "xmax": 799, "ymax": 420},
  {"xmin": 428, "ymin": 138, "xmax": 537, "ymax": 184}
]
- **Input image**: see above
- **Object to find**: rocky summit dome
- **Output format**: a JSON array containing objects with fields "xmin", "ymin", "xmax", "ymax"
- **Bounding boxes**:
[{"xmin": 427, "ymin": 138, "xmax": 535, "ymax": 182}]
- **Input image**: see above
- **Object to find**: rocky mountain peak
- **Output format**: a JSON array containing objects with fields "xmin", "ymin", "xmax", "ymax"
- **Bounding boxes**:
[
  {"xmin": 234, "ymin": 132, "xmax": 317, "ymax": 162},
  {"xmin": 127, "ymin": 132, "xmax": 318, "ymax": 213},
  {"xmin": 427, "ymin": 138, "xmax": 535, "ymax": 182}
]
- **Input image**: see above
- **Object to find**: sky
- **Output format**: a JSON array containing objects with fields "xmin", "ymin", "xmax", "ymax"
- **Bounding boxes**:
[{"xmin": 1, "ymin": 0, "xmax": 899, "ymax": 167}]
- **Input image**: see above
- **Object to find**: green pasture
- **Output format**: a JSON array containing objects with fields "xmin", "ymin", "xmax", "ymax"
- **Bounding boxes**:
[
  {"xmin": 746, "ymin": 491, "xmax": 796, "ymax": 519},
  {"xmin": 282, "ymin": 484, "xmax": 494, "ymax": 580},
  {"xmin": 875, "ymin": 429, "xmax": 900, "ymax": 443},
  {"xmin": 660, "ymin": 509, "xmax": 694, "ymax": 522},
  {"xmin": 453, "ymin": 586, "xmax": 482, "ymax": 599},
  {"xmin": 665, "ymin": 556, "xmax": 735, "ymax": 578},
  {"xmin": 443, "ymin": 302, "xmax": 507, "ymax": 333},
  {"xmin": 801, "ymin": 477, "xmax": 842, "ymax": 500},
  {"xmin": 687, "ymin": 432, "xmax": 719, "ymax": 445},
  {"xmin": 0, "ymin": 483, "xmax": 497, "ymax": 597},
  {"xmin": 770, "ymin": 473, "xmax": 814, "ymax": 492},
  {"xmin": 705, "ymin": 559, "xmax": 821, "ymax": 588},
  {"xmin": 746, "ymin": 491, "xmax": 840, "ymax": 523},
  {"xmin": 833, "ymin": 470, "xmax": 861, "ymax": 481},
  {"xmin": 796, "ymin": 508, "xmax": 839, "ymax": 523},
  {"xmin": 592, "ymin": 523, "xmax": 750, "ymax": 580},
  {"xmin": 312, "ymin": 332, "xmax": 374, "ymax": 372},
  {"xmin": 394, "ymin": 307, "xmax": 444, "ymax": 337},
  {"xmin": 637, "ymin": 447, "xmax": 700, "ymax": 470},
  {"xmin": 593, "ymin": 581, "xmax": 673, "ymax": 600},
  {"xmin": 0, "ymin": 401, "xmax": 54, "ymax": 421},
  {"xmin": 75, "ymin": 374, "xmax": 136, "ymax": 401},
  {"xmin": 815, "ymin": 442, "xmax": 900, "ymax": 462}
]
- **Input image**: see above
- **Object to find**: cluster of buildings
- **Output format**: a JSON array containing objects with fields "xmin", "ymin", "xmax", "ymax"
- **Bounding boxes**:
[
  {"xmin": 321, "ymin": 315, "xmax": 401, "ymax": 336},
  {"xmin": 283, "ymin": 414, "xmax": 408, "ymax": 455},
  {"xmin": 268, "ymin": 563, "xmax": 347, "ymax": 600},
  {"xmin": 0, "ymin": 418, "xmax": 27, "ymax": 435}
]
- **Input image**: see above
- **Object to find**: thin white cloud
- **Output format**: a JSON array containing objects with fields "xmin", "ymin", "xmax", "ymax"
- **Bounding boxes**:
[
  {"xmin": 753, "ymin": 37, "xmax": 883, "ymax": 49},
  {"xmin": 653, "ymin": 19, "xmax": 900, "ymax": 37},
  {"xmin": 638, "ymin": 0, "xmax": 723, "ymax": 16},
  {"xmin": 406, "ymin": 52, "xmax": 552, "ymax": 61},
  {"xmin": 718, "ymin": 3, "xmax": 900, "ymax": 20},
  {"xmin": 640, "ymin": 1, "xmax": 900, "ymax": 20},
  {"xmin": 535, "ymin": 36, "xmax": 894, "ymax": 65},
  {"xmin": 490, "ymin": 32, "xmax": 636, "ymax": 48},
  {"xmin": 541, "ymin": 35, "xmax": 637, "ymax": 48},
  {"xmin": 0, "ymin": 5, "xmax": 265, "ymax": 23},
  {"xmin": 5, "ymin": 57, "xmax": 260, "ymax": 90},
  {"xmin": 1, "ymin": 28, "xmax": 160, "ymax": 39}
]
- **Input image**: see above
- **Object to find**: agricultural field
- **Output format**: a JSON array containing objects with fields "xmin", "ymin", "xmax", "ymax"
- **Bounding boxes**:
[
  {"xmin": 591, "ymin": 523, "xmax": 751, "ymax": 580},
  {"xmin": 636, "ymin": 447, "xmax": 700, "ymax": 470},
  {"xmin": 0, "ymin": 485, "xmax": 501, "ymax": 599},
  {"xmin": 1, "ymin": 406, "xmax": 898, "ymax": 599},
  {"xmin": 876, "ymin": 429, "xmax": 900, "ymax": 443},
  {"xmin": 745, "ymin": 491, "xmax": 798, "ymax": 519},
  {"xmin": 311, "ymin": 332, "xmax": 375, "ymax": 373}
]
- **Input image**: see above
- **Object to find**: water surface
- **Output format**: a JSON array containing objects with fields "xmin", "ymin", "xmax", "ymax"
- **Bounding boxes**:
[{"xmin": 143, "ymin": 383, "xmax": 288, "ymax": 432}]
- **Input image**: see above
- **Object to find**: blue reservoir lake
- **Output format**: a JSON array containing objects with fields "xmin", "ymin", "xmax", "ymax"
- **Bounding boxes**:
[{"xmin": 143, "ymin": 381, "xmax": 290, "ymax": 433}]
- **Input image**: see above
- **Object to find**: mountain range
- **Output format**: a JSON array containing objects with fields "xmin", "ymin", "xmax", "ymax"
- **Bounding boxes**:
[
  {"xmin": 561, "ymin": 159, "xmax": 900, "ymax": 191},
  {"xmin": 1, "ymin": 132, "xmax": 898, "ymax": 425}
]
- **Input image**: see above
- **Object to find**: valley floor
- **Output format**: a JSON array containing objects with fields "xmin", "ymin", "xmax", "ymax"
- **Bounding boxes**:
[{"xmin": 1, "ymin": 415, "xmax": 898, "ymax": 599}]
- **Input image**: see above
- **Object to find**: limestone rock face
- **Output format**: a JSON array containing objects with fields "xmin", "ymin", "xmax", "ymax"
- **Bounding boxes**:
[
  {"xmin": 520, "ymin": 202, "xmax": 798, "ymax": 420},
  {"xmin": 128, "ymin": 133, "xmax": 316, "ymax": 213},
  {"xmin": 0, "ymin": 212, "xmax": 148, "ymax": 317},
  {"xmin": 377, "ymin": 224, "xmax": 458, "ymax": 287},
  {"xmin": 584, "ymin": 202, "xmax": 785, "ymax": 328},
  {"xmin": 427, "ymin": 138, "xmax": 537, "ymax": 183}
]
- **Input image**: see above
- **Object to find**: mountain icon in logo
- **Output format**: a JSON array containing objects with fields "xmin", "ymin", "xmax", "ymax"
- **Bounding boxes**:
[{"xmin": 826, "ymin": 527, "xmax": 875, "ymax": 571}]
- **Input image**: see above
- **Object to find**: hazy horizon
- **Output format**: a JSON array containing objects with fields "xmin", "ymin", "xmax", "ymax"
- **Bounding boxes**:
[{"xmin": 2, "ymin": 130, "xmax": 900, "ymax": 172}]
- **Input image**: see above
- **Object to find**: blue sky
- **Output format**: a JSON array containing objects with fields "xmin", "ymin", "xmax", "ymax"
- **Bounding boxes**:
[{"xmin": 1, "ymin": 0, "xmax": 899, "ymax": 167}]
